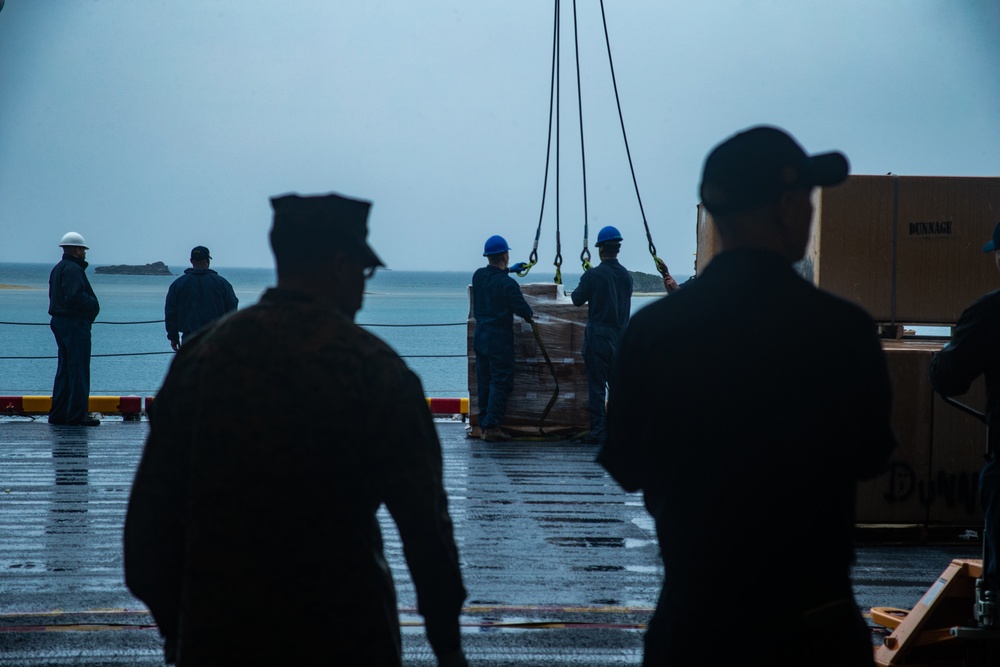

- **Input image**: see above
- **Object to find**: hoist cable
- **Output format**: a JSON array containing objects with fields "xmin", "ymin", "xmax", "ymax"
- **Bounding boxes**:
[
  {"xmin": 572, "ymin": 0, "xmax": 592, "ymax": 272},
  {"xmin": 553, "ymin": 0, "xmax": 563, "ymax": 286},
  {"xmin": 598, "ymin": 0, "xmax": 670, "ymax": 278},
  {"xmin": 522, "ymin": 0, "xmax": 562, "ymax": 278}
]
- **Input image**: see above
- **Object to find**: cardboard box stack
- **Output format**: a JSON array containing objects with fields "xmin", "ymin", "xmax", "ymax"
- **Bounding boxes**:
[{"xmin": 467, "ymin": 282, "xmax": 589, "ymax": 436}]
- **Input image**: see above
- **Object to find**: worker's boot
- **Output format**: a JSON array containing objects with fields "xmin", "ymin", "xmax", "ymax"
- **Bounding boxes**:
[{"xmin": 482, "ymin": 427, "xmax": 512, "ymax": 442}]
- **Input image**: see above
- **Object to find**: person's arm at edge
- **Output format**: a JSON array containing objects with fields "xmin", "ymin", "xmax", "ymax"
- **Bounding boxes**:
[
  {"xmin": 223, "ymin": 278, "xmax": 239, "ymax": 313},
  {"xmin": 505, "ymin": 275, "xmax": 533, "ymax": 321},
  {"xmin": 929, "ymin": 298, "xmax": 995, "ymax": 398},
  {"xmin": 570, "ymin": 270, "xmax": 591, "ymax": 307},
  {"xmin": 376, "ymin": 364, "xmax": 467, "ymax": 665},
  {"xmin": 597, "ymin": 315, "xmax": 646, "ymax": 492},
  {"xmin": 164, "ymin": 282, "xmax": 180, "ymax": 350},
  {"xmin": 63, "ymin": 263, "xmax": 99, "ymax": 316},
  {"xmin": 122, "ymin": 400, "xmax": 188, "ymax": 662}
]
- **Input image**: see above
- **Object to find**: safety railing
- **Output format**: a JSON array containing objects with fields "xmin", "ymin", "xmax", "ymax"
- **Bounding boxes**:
[{"xmin": 0, "ymin": 318, "xmax": 472, "ymax": 414}]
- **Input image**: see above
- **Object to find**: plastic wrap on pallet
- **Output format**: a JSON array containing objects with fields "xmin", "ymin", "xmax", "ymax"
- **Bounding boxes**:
[{"xmin": 467, "ymin": 282, "xmax": 589, "ymax": 432}]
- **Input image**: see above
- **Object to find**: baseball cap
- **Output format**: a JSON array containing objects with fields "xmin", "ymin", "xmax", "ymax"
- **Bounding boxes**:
[
  {"xmin": 983, "ymin": 222, "xmax": 1000, "ymax": 253},
  {"xmin": 699, "ymin": 126, "xmax": 850, "ymax": 216},
  {"xmin": 269, "ymin": 192, "xmax": 385, "ymax": 269},
  {"xmin": 190, "ymin": 246, "xmax": 212, "ymax": 260}
]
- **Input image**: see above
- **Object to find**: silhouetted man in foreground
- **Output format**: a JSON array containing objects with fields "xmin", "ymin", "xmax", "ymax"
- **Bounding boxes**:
[
  {"xmin": 599, "ymin": 126, "xmax": 897, "ymax": 666},
  {"xmin": 125, "ymin": 192, "xmax": 468, "ymax": 666}
]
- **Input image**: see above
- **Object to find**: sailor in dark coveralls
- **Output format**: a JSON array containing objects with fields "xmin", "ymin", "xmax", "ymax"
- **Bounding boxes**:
[
  {"xmin": 124, "ymin": 193, "xmax": 468, "ymax": 667},
  {"xmin": 47, "ymin": 232, "xmax": 101, "ymax": 426},
  {"xmin": 571, "ymin": 225, "xmax": 633, "ymax": 444},
  {"xmin": 164, "ymin": 245, "xmax": 239, "ymax": 350},
  {"xmin": 471, "ymin": 235, "xmax": 533, "ymax": 442},
  {"xmin": 598, "ymin": 126, "xmax": 897, "ymax": 666},
  {"xmin": 929, "ymin": 220, "xmax": 1000, "ymax": 621}
]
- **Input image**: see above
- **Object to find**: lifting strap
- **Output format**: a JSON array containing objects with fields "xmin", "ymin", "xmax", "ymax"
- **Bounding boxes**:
[{"xmin": 530, "ymin": 320, "xmax": 560, "ymax": 434}]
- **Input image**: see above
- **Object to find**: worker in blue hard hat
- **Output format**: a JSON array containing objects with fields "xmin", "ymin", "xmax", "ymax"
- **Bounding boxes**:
[
  {"xmin": 571, "ymin": 225, "xmax": 633, "ymax": 444},
  {"xmin": 471, "ymin": 235, "xmax": 533, "ymax": 442}
]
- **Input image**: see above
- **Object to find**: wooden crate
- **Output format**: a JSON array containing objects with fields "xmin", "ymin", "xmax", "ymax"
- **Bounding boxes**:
[
  {"xmin": 928, "ymin": 382, "xmax": 988, "ymax": 526},
  {"xmin": 856, "ymin": 341, "xmax": 935, "ymax": 524},
  {"xmin": 467, "ymin": 282, "xmax": 589, "ymax": 433},
  {"xmin": 856, "ymin": 340, "xmax": 986, "ymax": 528},
  {"xmin": 697, "ymin": 175, "xmax": 1000, "ymax": 325}
]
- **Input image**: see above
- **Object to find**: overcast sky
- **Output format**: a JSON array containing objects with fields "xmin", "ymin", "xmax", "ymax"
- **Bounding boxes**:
[{"xmin": 1, "ymin": 1, "xmax": 998, "ymax": 275}]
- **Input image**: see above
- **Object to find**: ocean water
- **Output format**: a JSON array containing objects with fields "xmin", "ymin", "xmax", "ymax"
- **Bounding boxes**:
[{"xmin": 0, "ymin": 262, "xmax": 663, "ymax": 398}]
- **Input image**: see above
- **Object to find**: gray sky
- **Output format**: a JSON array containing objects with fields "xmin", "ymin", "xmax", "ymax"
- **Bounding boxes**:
[{"xmin": 1, "ymin": 1, "xmax": 998, "ymax": 275}]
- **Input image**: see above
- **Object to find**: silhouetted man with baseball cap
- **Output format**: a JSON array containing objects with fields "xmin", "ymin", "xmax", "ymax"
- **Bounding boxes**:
[
  {"xmin": 126, "ymin": 192, "xmax": 468, "ymax": 666},
  {"xmin": 599, "ymin": 126, "xmax": 897, "ymax": 666},
  {"xmin": 164, "ymin": 245, "xmax": 239, "ymax": 351}
]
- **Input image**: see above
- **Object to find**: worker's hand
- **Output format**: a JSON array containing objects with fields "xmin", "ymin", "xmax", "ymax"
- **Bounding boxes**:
[
  {"xmin": 170, "ymin": 340, "xmax": 181, "ymax": 352},
  {"xmin": 509, "ymin": 262, "xmax": 528, "ymax": 274},
  {"xmin": 663, "ymin": 274, "xmax": 680, "ymax": 293}
]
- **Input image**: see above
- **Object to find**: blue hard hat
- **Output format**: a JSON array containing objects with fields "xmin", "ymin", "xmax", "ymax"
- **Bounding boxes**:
[
  {"xmin": 596, "ymin": 226, "xmax": 623, "ymax": 246},
  {"xmin": 483, "ymin": 235, "xmax": 511, "ymax": 256}
]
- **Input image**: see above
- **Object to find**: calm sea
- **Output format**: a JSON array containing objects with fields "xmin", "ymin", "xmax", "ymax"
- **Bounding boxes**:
[{"xmin": 0, "ymin": 262, "xmax": 663, "ymax": 398}]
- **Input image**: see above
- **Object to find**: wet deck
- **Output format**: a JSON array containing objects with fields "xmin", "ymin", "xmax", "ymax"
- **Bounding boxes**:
[{"xmin": 0, "ymin": 419, "xmax": 982, "ymax": 665}]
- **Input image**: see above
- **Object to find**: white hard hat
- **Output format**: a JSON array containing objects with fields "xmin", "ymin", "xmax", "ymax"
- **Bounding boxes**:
[{"xmin": 59, "ymin": 232, "xmax": 89, "ymax": 249}]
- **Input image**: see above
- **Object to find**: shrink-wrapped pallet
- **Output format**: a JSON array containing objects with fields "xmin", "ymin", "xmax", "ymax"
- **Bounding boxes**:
[{"xmin": 467, "ymin": 282, "xmax": 589, "ymax": 435}]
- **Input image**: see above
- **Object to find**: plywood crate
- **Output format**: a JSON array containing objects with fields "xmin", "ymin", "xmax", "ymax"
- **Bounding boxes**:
[
  {"xmin": 856, "ymin": 341, "xmax": 935, "ymax": 524},
  {"xmin": 697, "ymin": 175, "xmax": 1000, "ymax": 325},
  {"xmin": 855, "ymin": 340, "xmax": 986, "ymax": 528},
  {"xmin": 467, "ymin": 282, "xmax": 589, "ymax": 433},
  {"xmin": 928, "ymin": 380, "xmax": 987, "ymax": 526}
]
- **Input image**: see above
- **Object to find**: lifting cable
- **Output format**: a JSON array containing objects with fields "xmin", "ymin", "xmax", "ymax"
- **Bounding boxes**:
[
  {"xmin": 519, "ymin": 1, "xmax": 674, "ymax": 282},
  {"xmin": 572, "ymin": 0, "xmax": 592, "ymax": 273},
  {"xmin": 598, "ymin": 0, "xmax": 671, "ymax": 281},
  {"xmin": 519, "ymin": 0, "xmax": 560, "ymax": 281}
]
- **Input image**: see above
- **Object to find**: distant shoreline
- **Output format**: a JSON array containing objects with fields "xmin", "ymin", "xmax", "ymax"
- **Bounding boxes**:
[{"xmin": 0, "ymin": 284, "xmax": 35, "ymax": 290}]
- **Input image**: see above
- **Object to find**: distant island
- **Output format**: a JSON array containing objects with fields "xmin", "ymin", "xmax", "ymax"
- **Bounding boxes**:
[
  {"xmin": 629, "ymin": 270, "xmax": 666, "ymax": 293},
  {"xmin": 95, "ymin": 261, "xmax": 172, "ymax": 276}
]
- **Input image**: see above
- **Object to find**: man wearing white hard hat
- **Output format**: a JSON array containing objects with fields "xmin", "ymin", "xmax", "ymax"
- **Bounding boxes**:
[{"xmin": 48, "ymin": 232, "xmax": 101, "ymax": 426}]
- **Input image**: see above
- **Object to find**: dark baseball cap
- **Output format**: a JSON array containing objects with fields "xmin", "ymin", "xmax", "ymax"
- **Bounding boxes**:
[
  {"xmin": 699, "ymin": 126, "xmax": 850, "ymax": 216},
  {"xmin": 269, "ymin": 192, "xmax": 385, "ymax": 269},
  {"xmin": 983, "ymin": 222, "xmax": 1000, "ymax": 253},
  {"xmin": 190, "ymin": 246, "xmax": 212, "ymax": 260}
]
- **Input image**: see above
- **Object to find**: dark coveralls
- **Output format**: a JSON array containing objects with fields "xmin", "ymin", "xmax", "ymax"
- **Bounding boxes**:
[
  {"xmin": 124, "ymin": 288, "xmax": 466, "ymax": 665},
  {"xmin": 571, "ymin": 257, "xmax": 633, "ymax": 440},
  {"xmin": 929, "ymin": 288, "xmax": 1000, "ymax": 598},
  {"xmin": 164, "ymin": 268, "xmax": 239, "ymax": 346},
  {"xmin": 472, "ymin": 266, "xmax": 533, "ymax": 430},
  {"xmin": 48, "ymin": 254, "xmax": 100, "ymax": 424},
  {"xmin": 599, "ymin": 249, "xmax": 896, "ymax": 666}
]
